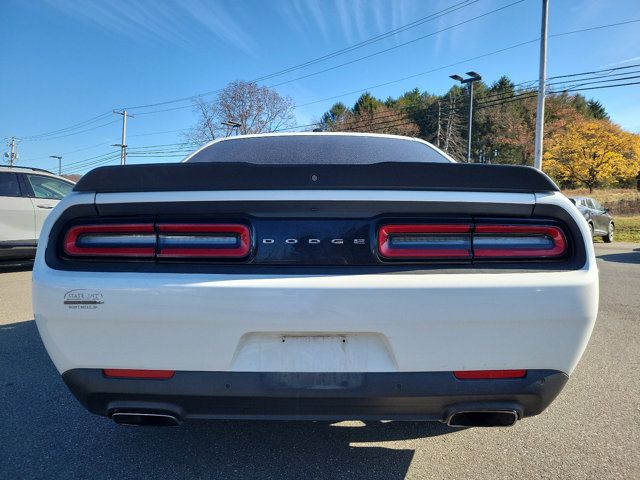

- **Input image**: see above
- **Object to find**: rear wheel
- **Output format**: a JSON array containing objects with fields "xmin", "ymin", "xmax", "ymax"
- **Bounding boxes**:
[{"xmin": 603, "ymin": 222, "xmax": 614, "ymax": 243}]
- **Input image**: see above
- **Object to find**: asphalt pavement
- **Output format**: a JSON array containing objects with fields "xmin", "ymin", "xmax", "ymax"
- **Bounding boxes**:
[{"xmin": 1, "ymin": 243, "xmax": 639, "ymax": 479}]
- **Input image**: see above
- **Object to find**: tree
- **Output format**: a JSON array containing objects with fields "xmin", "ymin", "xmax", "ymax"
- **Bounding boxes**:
[
  {"xmin": 587, "ymin": 99, "xmax": 609, "ymax": 120},
  {"xmin": 186, "ymin": 80, "xmax": 295, "ymax": 144},
  {"xmin": 544, "ymin": 119, "xmax": 640, "ymax": 191},
  {"xmin": 353, "ymin": 92, "xmax": 383, "ymax": 115},
  {"xmin": 320, "ymin": 102, "xmax": 349, "ymax": 130},
  {"xmin": 330, "ymin": 105, "xmax": 419, "ymax": 137}
]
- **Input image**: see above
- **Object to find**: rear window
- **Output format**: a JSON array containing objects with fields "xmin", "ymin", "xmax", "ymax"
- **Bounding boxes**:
[
  {"xmin": 0, "ymin": 172, "xmax": 21, "ymax": 197},
  {"xmin": 186, "ymin": 135, "xmax": 453, "ymax": 165}
]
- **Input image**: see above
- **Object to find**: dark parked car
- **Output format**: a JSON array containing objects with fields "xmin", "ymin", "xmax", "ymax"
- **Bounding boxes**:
[{"xmin": 569, "ymin": 196, "xmax": 614, "ymax": 242}]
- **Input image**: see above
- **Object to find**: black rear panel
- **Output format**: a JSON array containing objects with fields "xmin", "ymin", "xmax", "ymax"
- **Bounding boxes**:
[{"xmin": 45, "ymin": 200, "xmax": 586, "ymax": 273}]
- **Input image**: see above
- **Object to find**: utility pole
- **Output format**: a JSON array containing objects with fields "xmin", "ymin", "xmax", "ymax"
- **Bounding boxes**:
[
  {"xmin": 5, "ymin": 137, "xmax": 18, "ymax": 167},
  {"xmin": 534, "ymin": 0, "xmax": 549, "ymax": 171},
  {"xmin": 436, "ymin": 100, "xmax": 441, "ymax": 148},
  {"xmin": 444, "ymin": 93, "xmax": 455, "ymax": 153},
  {"xmin": 113, "ymin": 110, "xmax": 134, "ymax": 165},
  {"xmin": 450, "ymin": 72, "xmax": 482, "ymax": 162},
  {"xmin": 50, "ymin": 155, "xmax": 62, "ymax": 175}
]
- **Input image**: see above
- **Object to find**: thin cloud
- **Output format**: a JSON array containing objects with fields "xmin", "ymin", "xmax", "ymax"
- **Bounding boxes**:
[
  {"xmin": 43, "ymin": 0, "xmax": 258, "ymax": 55},
  {"xmin": 600, "ymin": 56, "xmax": 640, "ymax": 68}
]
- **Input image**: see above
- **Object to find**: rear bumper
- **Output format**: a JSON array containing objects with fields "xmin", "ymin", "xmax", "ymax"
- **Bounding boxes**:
[
  {"xmin": 63, "ymin": 369, "xmax": 568, "ymax": 422},
  {"xmin": 34, "ymin": 268, "xmax": 598, "ymax": 375}
]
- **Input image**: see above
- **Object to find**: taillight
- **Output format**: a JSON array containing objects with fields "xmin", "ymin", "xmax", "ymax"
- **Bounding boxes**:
[
  {"xmin": 454, "ymin": 370, "xmax": 527, "ymax": 380},
  {"xmin": 63, "ymin": 224, "xmax": 156, "ymax": 257},
  {"xmin": 157, "ymin": 224, "xmax": 251, "ymax": 258},
  {"xmin": 377, "ymin": 223, "xmax": 567, "ymax": 261},
  {"xmin": 63, "ymin": 222, "xmax": 251, "ymax": 260},
  {"xmin": 474, "ymin": 225, "xmax": 566, "ymax": 258},
  {"xmin": 378, "ymin": 224, "xmax": 472, "ymax": 259}
]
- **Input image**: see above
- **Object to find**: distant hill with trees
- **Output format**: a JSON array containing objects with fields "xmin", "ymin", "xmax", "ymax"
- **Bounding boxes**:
[{"xmin": 320, "ymin": 76, "xmax": 640, "ymax": 190}]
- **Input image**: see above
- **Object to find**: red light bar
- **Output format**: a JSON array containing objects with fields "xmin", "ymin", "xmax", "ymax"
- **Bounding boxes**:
[
  {"xmin": 473, "ymin": 225, "xmax": 566, "ymax": 258},
  {"xmin": 64, "ymin": 224, "xmax": 156, "ymax": 257},
  {"xmin": 454, "ymin": 370, "xmax": 527, "ymax": 380},
  {"xmin": 103, "ymin": 369, "xmax": 175, "ymax": 379},
  {"xmin": 157, "ymin": 224, "xmax": 251, "ymax": 258},
  {"xmin": 378, "ymin": 224, "xmax": 472, "ymax": 259}
]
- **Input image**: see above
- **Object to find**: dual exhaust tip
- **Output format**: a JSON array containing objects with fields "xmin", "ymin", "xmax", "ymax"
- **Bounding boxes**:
[
  {"xmin": 111, "ymin": 409, "xmax": 519, "ymax": 428},
  {"xmin": 447, "ymin": 410, "xmax": 519, "ymax": 428},
  {"xmin": 111, "ymin": 411, "xmax": 181, "ymax": 427}
]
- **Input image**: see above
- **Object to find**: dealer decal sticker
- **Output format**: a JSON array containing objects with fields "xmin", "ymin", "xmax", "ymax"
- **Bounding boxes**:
[{"xmin": 63, "ymin": 290, "xmax": 104, "ymax": 309}]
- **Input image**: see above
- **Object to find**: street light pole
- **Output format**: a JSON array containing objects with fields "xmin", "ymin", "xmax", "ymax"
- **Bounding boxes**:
[
  {"xmin": 450, "ymin": 72, "xmax": 482, "ymax": 163},
  {"xmin": 50, "ymin": 155, "xmax": 62, "ymax": 175},
  {"xmin": 467, "ymin": 81, "xmax": 475, "ymax": 164}
]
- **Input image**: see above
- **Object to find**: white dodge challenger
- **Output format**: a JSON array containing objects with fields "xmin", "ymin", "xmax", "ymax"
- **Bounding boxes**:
[{"xmin": 33, "ymin": 133, "xmax": 598, "ymax": 427}]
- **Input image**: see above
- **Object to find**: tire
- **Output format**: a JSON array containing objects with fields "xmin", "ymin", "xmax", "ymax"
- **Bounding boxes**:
[{"xmin": 603, "ymin": 222, "xmax": 614, "ymax": 243}]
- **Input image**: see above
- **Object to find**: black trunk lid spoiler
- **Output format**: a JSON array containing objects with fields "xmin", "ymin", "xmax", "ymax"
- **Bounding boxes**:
[{"xmin": 74, "ymin": 162, "xmax": 559, "ymax": 194}]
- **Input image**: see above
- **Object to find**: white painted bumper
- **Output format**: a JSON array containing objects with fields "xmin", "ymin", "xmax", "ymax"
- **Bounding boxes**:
[{"xmin": 33, "ymin": 266, "xmax": 598, "ymax": 376}]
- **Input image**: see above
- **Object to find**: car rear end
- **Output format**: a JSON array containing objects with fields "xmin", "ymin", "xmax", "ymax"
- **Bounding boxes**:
[{"xmin": 33, "ymin": 134, "xmax": 598, "ymax": 427}]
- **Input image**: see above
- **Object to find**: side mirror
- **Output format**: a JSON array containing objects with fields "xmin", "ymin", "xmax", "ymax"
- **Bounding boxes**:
[{"xmin": 603, "ymin": 207, "xmax": 609, "ymax": 214}]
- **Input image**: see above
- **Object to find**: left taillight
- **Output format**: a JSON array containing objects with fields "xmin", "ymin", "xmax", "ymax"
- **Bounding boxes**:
[
  {"xmin": 473, "ymin": 224, "xmax": 567, "ymax": 259},
  {"xmin": 62, "ymin": 222, "xmax": 252, "ymax": 260},
  {"xmin": 378, "ymin": 224, "xmax": 472, "ymax": 259},
  {"xmin": 63, "ymin": 224, "xmax": 156, "ymax": 257}
]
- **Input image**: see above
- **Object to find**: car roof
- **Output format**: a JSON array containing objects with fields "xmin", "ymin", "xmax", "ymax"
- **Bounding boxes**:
[
  {"xmin": 0, "ymin": 165, "xmax": 75, "ymax": 183},
  {"xmin": 1, "ymin": 165, "xmax": 54, "ymax": 174}
]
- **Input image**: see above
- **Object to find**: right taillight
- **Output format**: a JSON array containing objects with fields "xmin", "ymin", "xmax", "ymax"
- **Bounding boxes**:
[
  {"xmin": 473, "ymin": 224, "xmax": 567, "ymax": 259},
  {"xmin": 377, "ymin": 223, "xmax": 567, "ymax": 261}
]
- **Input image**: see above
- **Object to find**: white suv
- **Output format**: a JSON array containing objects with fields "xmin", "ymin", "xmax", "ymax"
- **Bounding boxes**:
[{"xmin": 0, "ymin": 166, "xmax": 74, "ymax": 261}]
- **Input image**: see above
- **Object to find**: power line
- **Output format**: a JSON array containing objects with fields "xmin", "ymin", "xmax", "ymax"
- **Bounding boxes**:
[
  {"xmin": 16, "ymin": 16, "xmax": 640, "ymax": 155},
  {"xmin": 267, "ymin": 0, "xmax": 526, "ymax": 90},
  {"xmin": 62, "ymin": 76, "xmax": 640, "ymax": 173},
  {"xmin": 294, "ymin": 16, "xmax": 640, "ymax": 109},
  {"xmin": 21, "ymin": 119, "xmax": 120, "ymax": 142},
  {"xmin": 17, "ymin": 15, "xmax": 639, "ymax": 145},
  {"xmin": 19, "ymin": 111, "xmax": 113, "ymax": 141},
  {"xmin": 122, "ymin": 1, "xmax": 521, "ymax": 119},
  {"xmin": 122, "ymin": 0, "xmax": 482, "ymax": 111}
]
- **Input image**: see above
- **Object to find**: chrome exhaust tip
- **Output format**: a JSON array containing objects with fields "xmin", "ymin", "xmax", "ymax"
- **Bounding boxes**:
[
  {"xmin": 447, "ymin": 410, "xmax": 518, "ymax": 428},
  {"xmin": 111, "ymin": 411, "xmax": 181, "ymax": 427}
]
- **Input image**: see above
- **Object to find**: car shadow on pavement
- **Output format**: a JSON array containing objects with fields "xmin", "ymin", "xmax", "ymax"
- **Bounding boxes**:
[
  {"xmin": 596, "ymin": 251, "xmax": 640, "ymax": 264},
  {"xmin": 1, "ymin": 320, "xmax": 460, "ymax": 480},
  {"xmin": 0, "ymin": 262, "xmax": 33, "ymax": 273}
]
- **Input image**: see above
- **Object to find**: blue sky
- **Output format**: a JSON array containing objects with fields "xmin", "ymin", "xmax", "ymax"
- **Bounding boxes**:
[{"xmin": 1, "ymin": 0, "xmax": 639, "ymax": 174}]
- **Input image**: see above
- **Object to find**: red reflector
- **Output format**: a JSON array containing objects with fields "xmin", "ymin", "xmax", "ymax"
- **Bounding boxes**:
[
  {"xmin": 64, "ymin": 224, "xmax": 156, "ymax": 257},
  {"xmin": 103, "ymin": 369, "xmax": 175, "ymax": 379},
  {"xmin": 454, "ymin": 370, "xmax": 527, "ymax": 380},
  {"xmin": 473, "ymin": 225, "xmax": 566, "ymax": 258},
  {"xmin": 157, "ymin": 223, "xmax": 251, "ymax": 258},
  {"xmin": 378, "ymin": 224, "xmax": 472, "ymax": 259}
]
